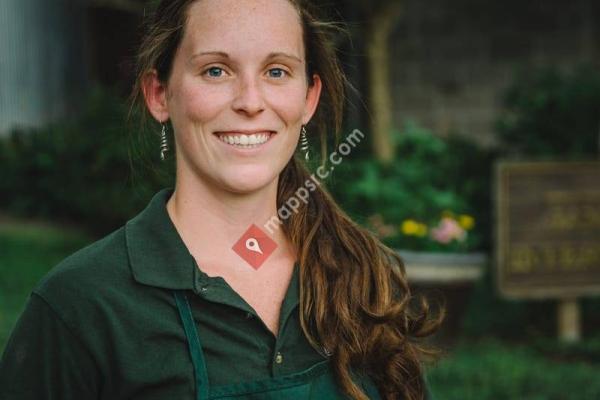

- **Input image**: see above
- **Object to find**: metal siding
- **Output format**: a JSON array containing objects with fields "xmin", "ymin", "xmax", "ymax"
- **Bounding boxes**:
[{"xmin": 0, "ymin": 0, "xmax": 87, "ymax": 135}]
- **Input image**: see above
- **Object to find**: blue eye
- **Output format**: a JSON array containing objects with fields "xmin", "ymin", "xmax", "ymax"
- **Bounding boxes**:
[
  {"xmin": 268, "ymin": 68, "xmax": 287, "ymax": 78},
  {"xmin": 206, "ymin": 67, "xmax": 224, "ymax": 77}
]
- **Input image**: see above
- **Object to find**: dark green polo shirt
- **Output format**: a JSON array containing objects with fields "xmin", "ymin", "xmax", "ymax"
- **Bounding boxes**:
[{"xmin": 0, "ymin": 188, "xmax": 329, "ymax": 399}]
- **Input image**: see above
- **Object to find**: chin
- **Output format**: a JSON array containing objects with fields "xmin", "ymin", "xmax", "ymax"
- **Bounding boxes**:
[{"xmin": 219, "ymin": 168, "xmax": 278, "ymax": 194}]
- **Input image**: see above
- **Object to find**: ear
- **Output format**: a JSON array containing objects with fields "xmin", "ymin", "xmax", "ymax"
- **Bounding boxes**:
[
  {"xmin": 302, "ymin": 73, "xmax": 323, "ymax": 125},
  {"xmin": 141, "ymin": 69, "xmax": 170, "ymax": 122}
]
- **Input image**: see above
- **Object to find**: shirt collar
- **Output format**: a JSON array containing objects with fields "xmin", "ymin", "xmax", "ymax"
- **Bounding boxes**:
[
  {"xmin": 125, "ymin": 188, "xmax": 299, "ymax": 308},
  {"xmin": 125, "ymin": 188, "xmax": 198, "ymax": 291}
]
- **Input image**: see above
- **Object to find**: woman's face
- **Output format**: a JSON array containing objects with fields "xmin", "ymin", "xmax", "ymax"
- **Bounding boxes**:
[{"xmin": 148, "ymin": 0, "xmax": 322, "ymax": 194}]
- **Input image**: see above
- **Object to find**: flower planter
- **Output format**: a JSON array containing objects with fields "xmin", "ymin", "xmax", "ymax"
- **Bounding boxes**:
[{"xmin": 396, "ymin": 249, "xmax": 488, "ymax": 285}]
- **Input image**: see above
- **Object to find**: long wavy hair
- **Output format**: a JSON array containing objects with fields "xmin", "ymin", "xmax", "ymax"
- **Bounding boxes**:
[{"xmin": 129, "ymin": 1, "xmax": 445, "ymax": 399}]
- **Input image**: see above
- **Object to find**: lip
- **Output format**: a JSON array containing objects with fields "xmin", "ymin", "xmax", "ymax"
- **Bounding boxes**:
[
  {"xmin": 213, "ymin": 130, "xmax": 277, "ymax": 154},
  {"xmin": 215, "ymin": 129, "xmax": 276, "ymax": 135}
]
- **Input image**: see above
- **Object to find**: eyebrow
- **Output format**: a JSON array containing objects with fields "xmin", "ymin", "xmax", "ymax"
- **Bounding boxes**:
[{"xmin": 188, "ymin": 51, "xmax": 302, "ymax": 64}]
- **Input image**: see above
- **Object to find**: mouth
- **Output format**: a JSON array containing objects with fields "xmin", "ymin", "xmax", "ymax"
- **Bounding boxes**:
[{"xmin": 214, "ymin": 130, "xmax": 277, "ymax": 149}]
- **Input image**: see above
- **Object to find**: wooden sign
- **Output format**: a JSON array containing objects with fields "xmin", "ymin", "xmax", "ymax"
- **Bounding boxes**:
[{"xmin": 496, "ymin": 161, "xmax": 600, "ymax": 299}]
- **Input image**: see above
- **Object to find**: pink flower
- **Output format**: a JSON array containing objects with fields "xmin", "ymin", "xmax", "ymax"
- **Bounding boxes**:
[{"xmin": 430, "ymin": 217, "xmax": 466, "ymax": 244}]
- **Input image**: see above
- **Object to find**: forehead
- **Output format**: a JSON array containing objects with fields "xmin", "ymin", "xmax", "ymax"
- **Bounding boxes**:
[{"xmin": 182, "ymin": 0, "xmax": 304, "ymax": 58}]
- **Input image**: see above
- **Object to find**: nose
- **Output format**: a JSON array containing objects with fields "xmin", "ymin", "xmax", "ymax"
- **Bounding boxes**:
[{"xmin": 231, "ymin": 73, "xmax": 266, "ymax": 116}]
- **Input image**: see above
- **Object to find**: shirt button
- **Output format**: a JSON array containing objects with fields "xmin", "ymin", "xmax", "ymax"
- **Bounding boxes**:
[
  {"xmin": 275, "ymin": 352, "xmax": 283, "ymax": 364},
  {"xmin": 200, "ymin": 285, "xmax": 208, "ymax": 292}
]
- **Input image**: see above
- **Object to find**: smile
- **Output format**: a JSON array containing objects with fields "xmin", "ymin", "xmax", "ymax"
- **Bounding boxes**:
[{"xmin": 215, "ymin": 131, "xmax": 276, "ymax": 149}]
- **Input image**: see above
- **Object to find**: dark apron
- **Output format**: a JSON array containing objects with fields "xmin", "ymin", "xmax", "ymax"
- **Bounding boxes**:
[{"xmin": 173, "ymin": 290, "xmax": 383, "ymax": 399}]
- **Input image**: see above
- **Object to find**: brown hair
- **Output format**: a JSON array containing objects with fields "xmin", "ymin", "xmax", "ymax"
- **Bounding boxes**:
[{"xmin": 129, "ymin": 1, "xmax": 445, "ymax": 399}]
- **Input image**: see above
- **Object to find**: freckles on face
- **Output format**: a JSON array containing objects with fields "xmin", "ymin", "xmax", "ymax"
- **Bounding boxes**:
[
  {"xmin": 167, "ymin": 71, "xmax": 229, "ymax": 141},
  {"xmin": 163, "ymin": 0, "xmax": 314, "ymax": 192},
  {"xmin": 167, "ymin": 0, "xmax": 309, "ymax": 124}
]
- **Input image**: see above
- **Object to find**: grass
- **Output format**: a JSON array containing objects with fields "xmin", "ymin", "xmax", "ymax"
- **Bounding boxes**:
[
  {"xmin": 0, "ymin": 220, "xmax": 92, "ymax": 351},
  {"xmin": 426, "ymin": 337, "xmax": 600, "ymax": 400}
]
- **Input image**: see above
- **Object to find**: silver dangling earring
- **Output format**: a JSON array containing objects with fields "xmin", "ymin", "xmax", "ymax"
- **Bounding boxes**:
[
  {"xmin": 159, "ymin": 122, "xmax": 169, "ymax": 161},
  {"xmin": 299, "ymin": 125, "xmax": 309, "ymax": 161}
]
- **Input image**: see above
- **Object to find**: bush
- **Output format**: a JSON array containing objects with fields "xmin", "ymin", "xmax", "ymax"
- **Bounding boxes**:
[
  {"xmin": 326, "ymin": 122, "xmax": 496, "ymax": 252},
  {"xmin": 495, "ymin": 65, "xmax": 600, "ymax": 158},
  {"xmin": 0, "ymin": 85, "xmax": 174, "ymax": 236},
  {"xmin": 427, "ymin": 338, "xmax": 600, "ymax": 400}
]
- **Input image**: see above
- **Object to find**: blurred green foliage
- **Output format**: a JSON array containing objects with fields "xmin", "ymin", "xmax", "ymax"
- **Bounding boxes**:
[
  {"xmin": 327, "ymin": 121, "xmax": 497, "ymax": 252},
  {"xmin": 0, "ymin": 85, "xmax": 174, "ymax": 236},
  {"xmin": 495, "ymin": 64, "xmax": 600, "ymax": 158},
  {"xmin": 427, "ymin": 338, "xmax": 600, "ymax": 400}
]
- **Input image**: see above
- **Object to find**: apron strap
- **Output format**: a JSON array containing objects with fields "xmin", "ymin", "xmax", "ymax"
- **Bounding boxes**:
[{"xmin": 174, "ymin": 290, "xmax": 210, "ymax": 400}]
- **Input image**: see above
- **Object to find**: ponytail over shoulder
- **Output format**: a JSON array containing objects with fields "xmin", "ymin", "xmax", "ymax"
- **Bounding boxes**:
[{"xmin": 278, "ymin": 155, "xmax": 444, "ymax": 400}]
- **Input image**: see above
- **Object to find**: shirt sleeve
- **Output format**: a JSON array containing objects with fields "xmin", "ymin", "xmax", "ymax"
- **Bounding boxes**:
[{"xmin": 0, "ymin": 293, "xmax": 101, "ymax": 400}]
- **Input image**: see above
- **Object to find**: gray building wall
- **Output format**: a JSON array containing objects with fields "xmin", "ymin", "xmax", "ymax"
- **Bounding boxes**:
[
  {"xmin": 0, "ymin": 0, "xmax": 88, "ymax": 135},
  {"xmin": 389, "ymin": 0, "xmax": 599, "ymax": 147}
]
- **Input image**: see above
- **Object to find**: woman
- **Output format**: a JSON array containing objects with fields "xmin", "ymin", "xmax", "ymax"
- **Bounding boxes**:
[{"xmin": 0, "ymin": 0, "xmax": 443, "ymax": 399}]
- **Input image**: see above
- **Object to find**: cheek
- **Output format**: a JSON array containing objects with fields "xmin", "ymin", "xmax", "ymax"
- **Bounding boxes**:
[
  {"xmin": 170, "ymin": 77, "xmax": 229, "ymax": 124},
  {"xmin": 264, "ymin": 83, "xmax": 308, "ymax": 122}
]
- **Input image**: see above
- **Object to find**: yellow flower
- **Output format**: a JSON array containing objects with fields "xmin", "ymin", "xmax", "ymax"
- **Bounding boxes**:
[
  {"xmin": 415, "ymin": 223, "xmax": 428, "ymax": 237},
  {"xmin": 458, "ymin": 214, "xmax": 475, "ymax": 230},
  {"xmin": 401, "ymin": 219, "xmax": 420, "ymax": 236}
]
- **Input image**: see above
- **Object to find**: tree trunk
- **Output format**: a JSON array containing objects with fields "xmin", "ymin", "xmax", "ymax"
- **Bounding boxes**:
[{"xmin": 366, "ymin": 2, "xmax": 402, "ymax": 164}]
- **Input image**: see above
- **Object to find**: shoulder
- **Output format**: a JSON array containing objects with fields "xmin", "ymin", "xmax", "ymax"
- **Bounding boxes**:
[{"xmin": 32, "ymin": 225, "xmax": 130, "ymax": 323}]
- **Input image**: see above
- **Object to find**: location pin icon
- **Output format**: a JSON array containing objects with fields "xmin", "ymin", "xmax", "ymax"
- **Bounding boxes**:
[{"xmin": 245, "ymin": 238, "xmax": 263, "ymax": 254}]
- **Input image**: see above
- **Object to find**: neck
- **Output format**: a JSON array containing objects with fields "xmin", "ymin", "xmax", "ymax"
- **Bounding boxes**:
[{"xmin": 166, "ymin": 169, "xmax": 294, "ymax": 269}]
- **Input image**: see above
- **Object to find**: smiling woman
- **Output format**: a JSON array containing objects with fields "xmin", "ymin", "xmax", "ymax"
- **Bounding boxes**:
[
  {"xmin": 142, "ymin": 0, "xmax": 321, "ymax": 196},
  {"xmin": 0, "ymin": 1, "xmax": 443, "ymax": 400}
]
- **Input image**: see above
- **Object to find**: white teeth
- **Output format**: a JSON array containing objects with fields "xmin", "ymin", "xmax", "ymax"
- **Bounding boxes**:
[{"xmin": 218, "ymin": 133, "xmax": 271, "ymax": 147}]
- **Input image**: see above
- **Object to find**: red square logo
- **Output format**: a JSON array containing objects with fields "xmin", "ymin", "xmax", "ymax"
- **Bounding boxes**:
[{"xmin": 232, "ymin": 224, "xmax": 277, "ymax": 269}]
